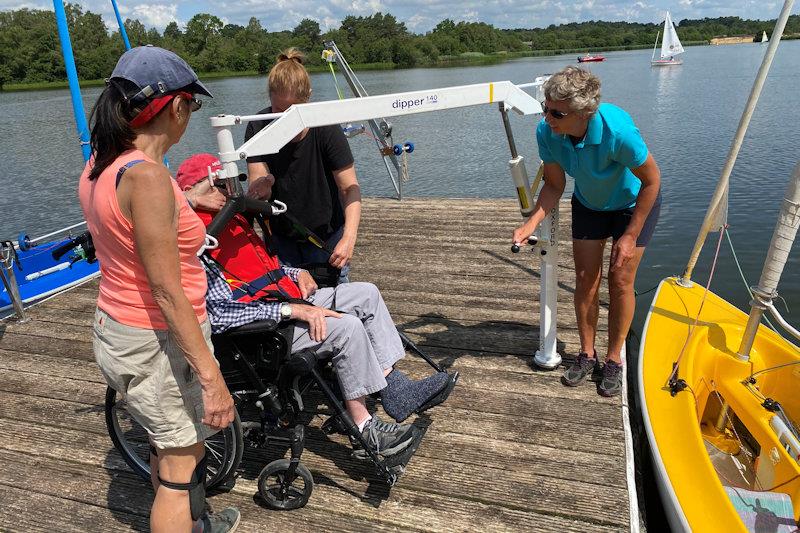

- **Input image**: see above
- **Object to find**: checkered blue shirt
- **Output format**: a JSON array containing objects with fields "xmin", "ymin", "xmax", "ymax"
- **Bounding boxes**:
[{"xmin": 203, "ymin": 259, "xmax": 303, "ymax": 334}]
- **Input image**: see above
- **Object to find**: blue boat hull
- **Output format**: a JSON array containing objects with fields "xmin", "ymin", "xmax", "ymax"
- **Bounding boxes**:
[{"xmin": 1, "ymin": 238, "xmax": 99, "ymax": 313}]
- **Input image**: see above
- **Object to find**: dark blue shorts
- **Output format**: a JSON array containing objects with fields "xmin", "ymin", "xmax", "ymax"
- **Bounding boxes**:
[{"xmin": 571, "ymin": 192, "xmax": 661, "ymax": 247}]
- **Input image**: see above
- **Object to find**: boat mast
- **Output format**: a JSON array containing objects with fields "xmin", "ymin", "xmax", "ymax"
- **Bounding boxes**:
[
  {"xmin": 737, "ymin": 162, "xmax": 800, "ymax": 360},
  {"xmin": 652, "ymin": 30, "xmax": 660, "ymax": 61},
  {"xmin": 681, "ymin": 0, "xmax": 796, "ymax": 282},
  {"xmin": 52, "ymin": 0, "xmax": 91, "ymax": 162},
  {"xmin": 110, "ymin": 0, "xmax": 132, "ymax": 51}
]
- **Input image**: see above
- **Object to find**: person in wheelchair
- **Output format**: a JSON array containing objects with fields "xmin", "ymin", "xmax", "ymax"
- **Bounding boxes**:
[{"xmin": 176, "ymin": 154, "xmax": 458, "ymax": 458}]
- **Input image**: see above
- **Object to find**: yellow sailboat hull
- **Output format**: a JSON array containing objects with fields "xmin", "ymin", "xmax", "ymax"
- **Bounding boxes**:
[{"xmin": 639, "ymin": 277, "xmax": 800, "ymax": 531}]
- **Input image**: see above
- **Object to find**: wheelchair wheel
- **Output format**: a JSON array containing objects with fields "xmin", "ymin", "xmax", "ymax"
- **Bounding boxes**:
[
  {"xmin": 104, "ymin": 386, "xmax": 243, "ymax": 490},
  {"xmin": 257, "ymin": 458, "xmax": 314, "ymax": 510}
]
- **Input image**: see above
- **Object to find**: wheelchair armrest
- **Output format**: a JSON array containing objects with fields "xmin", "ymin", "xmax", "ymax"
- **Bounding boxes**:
[{"xmin": 222, "ymin": 319, "xmax": 280, "ymax": 337}]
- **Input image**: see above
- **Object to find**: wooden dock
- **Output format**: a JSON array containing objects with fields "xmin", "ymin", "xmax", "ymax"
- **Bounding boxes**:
[{"xmin": 0, "ymin": 198, "xmax": 637, "ymax": 532}]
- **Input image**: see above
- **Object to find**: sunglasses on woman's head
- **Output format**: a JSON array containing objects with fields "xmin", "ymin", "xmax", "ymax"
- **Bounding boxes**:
[{"xmin": 542, "ymin": 104, "xmax": 569, "ymax": 120}]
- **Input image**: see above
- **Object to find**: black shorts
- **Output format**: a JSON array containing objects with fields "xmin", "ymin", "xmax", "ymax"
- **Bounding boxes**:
[{"xmin": 571, "ymin": 192, "xmax": 661, "ymax": 247}]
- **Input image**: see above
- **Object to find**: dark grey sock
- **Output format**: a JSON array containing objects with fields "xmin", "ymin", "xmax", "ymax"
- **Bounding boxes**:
[{"xmin": 381, "ymin": 369, "xmax": 449, "ymax": 422}]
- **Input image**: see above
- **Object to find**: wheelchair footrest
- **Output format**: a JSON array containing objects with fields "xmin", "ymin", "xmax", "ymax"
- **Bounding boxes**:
[{"xmin": 369, "ymin": 423, "xmax": 428, "ymax": 485}]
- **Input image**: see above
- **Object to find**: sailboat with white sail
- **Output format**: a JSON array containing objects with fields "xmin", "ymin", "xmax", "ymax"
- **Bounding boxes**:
[
  {"xmin": 651, "ymin": 11, "xmax": 685, "ymax": 66},
  {"xmin": 762, "ymin": 30, "xmax": 770, "ymax": 43}
]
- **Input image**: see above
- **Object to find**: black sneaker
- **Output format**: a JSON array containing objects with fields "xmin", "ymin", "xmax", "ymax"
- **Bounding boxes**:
[
  {"xmin": 590, "ymin": 357, "xmax": 604, "ymax": 383},
  {"xmin": 598, "ymin": 360, "xmax": 623, "ymax": 397},
  {"xmin": 200, "ymin": 507, "xmax": 241, "ymax": 533},
  {"xmin": 561, "ymin": 352, "xmax": 598, "ymax": 387},
  {"xmin": 350, "ymin": 414, "xmax": 416, "ymax": 459}
]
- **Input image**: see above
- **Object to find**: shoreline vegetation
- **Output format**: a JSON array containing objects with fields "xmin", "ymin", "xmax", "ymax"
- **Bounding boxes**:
[
  {"xmin": 3, "ymin": 43, "xmax": 712, "ymax": 92},
  {"xmin": 1, "ymin": 6, "xmax": 799, "ymax": 92}
]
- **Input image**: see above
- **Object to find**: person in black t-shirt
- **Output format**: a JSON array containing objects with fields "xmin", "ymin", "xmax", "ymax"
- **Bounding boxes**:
[{"xmin": 244, "ymin": 48, "xmax": 361, "ymax": 284}]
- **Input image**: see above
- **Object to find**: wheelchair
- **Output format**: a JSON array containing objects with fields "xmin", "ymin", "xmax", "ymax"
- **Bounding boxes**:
[
  {"xmin": 105, "ymin": 315, "xmax": 432, "ymax": 510},
  {"xmin": 103, "ymin": 192, "xmax": 451, "ymax": 510}
]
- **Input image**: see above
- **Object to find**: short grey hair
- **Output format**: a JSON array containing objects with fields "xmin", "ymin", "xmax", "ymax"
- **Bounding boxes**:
[{"xmin": 542, "ymin": 66, "xmax": 601, "ymax": 116}]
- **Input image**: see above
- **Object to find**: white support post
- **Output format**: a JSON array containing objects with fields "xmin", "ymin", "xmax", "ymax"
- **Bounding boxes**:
[
  {"xmin": 213, "ymin": 121, "xmax": 243, "ymax": 197},
  {"xmin": 534, "ymin": 204, "xmax": 561, "ymax": 369}
]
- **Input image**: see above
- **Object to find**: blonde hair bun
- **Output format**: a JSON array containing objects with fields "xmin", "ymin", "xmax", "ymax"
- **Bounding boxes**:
[{"xmin": 277, "ymin": 48, "xmax": 305, "ymax": 65}]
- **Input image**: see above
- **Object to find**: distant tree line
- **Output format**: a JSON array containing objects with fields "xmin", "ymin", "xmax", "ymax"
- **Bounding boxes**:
[
  {"xmin": 1, "ymin": 5, "xmax": 798, "ymax": 89},
  {"xmin": 504, "ymin": 16, "xmax": 800, "ymax": 51}
]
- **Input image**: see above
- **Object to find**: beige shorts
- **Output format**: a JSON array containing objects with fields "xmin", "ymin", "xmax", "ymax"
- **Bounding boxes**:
[{"xmin": 93, "ymin": 307, "xmax": 219, "ymax": 450}]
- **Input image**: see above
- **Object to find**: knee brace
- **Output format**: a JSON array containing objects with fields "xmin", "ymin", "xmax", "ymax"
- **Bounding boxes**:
[{"xmin": 158, "ymin": 454, "xmax": 207, "ymax": 521}]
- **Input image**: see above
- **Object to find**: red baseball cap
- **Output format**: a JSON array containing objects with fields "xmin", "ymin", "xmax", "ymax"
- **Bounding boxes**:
[{"xmin": 175, "ymin": 153, "xmax": 221, "ymax": 190}]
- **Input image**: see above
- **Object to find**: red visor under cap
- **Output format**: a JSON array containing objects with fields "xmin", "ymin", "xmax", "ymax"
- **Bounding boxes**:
[{"xmin": 130, "ymin": 91, "xmax": 192, "ymax": 128}]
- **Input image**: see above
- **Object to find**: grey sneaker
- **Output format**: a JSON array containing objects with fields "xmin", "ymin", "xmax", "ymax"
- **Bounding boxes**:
[
  {"xmin": 598, "ymin": 360, "xmax": 623, "ymax": 397},
  {"xmin": 200, "ymin": 507, "xmax": 241, "ymax": 533},
  {"xmin": 561, "ymin": 352, "xmax": 598, "ymax": 387},
  {"xmin": 351, "ymin": 414, "xmax": 416, "ymax": 459}
]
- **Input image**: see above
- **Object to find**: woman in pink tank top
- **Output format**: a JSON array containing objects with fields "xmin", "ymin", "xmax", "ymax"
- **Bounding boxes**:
[{"xmin": 78, "ymin": 46, "xmax": 239, "ymax": 532}]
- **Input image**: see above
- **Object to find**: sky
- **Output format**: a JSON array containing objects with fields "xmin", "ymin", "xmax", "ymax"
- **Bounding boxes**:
[{"xmin": 2, "ymin": 0, "xmax": 793, "ymax": 33}]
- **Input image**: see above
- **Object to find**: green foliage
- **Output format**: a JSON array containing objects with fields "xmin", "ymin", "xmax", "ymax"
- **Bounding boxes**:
[
  {"xmin": 2, "ymin": 8, "xmax": 799, "ymax": 89},
  {"xmin": 503, "ymin": 15, "xmax": 800, "ymax": 51}
]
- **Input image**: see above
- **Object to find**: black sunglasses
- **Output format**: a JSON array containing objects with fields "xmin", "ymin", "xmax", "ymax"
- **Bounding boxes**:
[
  {"xmin": 186, "ymin": 95, "xmax": 203, "ymax": 112},
  {"xmin": 542, "ymin": 104, "xmax": 569, "ymax": 120}
]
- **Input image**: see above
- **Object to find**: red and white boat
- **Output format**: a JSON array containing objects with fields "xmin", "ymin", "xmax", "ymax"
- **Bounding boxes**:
[{"xmin": 577, "ymin": 53, "xmax": 605, "ymax": 63}]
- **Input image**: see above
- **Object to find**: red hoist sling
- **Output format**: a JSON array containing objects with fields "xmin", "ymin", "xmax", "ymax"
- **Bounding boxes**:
[{"xmin": 196, "ymin": 210, "xmax": 302, "ymax": 302}]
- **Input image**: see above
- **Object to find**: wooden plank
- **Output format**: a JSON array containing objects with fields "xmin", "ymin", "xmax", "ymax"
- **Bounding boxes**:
[
  {"xmin": 0, "ymin": 415, "xmax": 628, "ymax": 530},
  {"xmin": 0, "ymin": 485, "xmax": 149, "ymax": 532},
  {"xmin": 0, "ymin": 449, "xmax": 408, "ymax": 533},
  {"xmin": 0, "ymin": 332, "xmax": 93, "ymax": 362},
  {"xmin": 0, "ymin": 197, "xmax": 634, "ymax": 531},
  {"xmin": 0, "ymin": 376, "xmax": 623, "ymax": 456}
]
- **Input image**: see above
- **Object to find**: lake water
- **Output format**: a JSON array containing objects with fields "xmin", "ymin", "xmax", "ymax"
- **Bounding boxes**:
[{"xmin": 2, "ymin": 42, "xmax": 799, "ymax": 330}]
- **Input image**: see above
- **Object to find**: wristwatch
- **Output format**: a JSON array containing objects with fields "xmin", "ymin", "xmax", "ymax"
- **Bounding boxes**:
[{"xmin": 279, "ymin": 303, "xmax": 292, "ymax": 321}]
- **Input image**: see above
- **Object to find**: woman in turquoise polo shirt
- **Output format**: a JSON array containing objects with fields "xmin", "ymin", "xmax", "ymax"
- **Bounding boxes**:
[{"xmin": 513, "ymin": 66, "xmax": 661, "ymax": 397}]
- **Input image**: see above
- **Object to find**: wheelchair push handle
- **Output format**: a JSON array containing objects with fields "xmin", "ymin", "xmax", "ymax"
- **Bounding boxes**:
[
  {"xmin": 51, "ymin": 231, "xmax": 96, "ymax": 263},
  {"xmin": 206, "ymin": 196, "xmax": 288, "ymax": 238}
]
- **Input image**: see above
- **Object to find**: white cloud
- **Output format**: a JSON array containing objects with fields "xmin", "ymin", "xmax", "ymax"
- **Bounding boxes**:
[{"xmin": 129, "ymin": 3, "xmax": 178, "ymax": 29}]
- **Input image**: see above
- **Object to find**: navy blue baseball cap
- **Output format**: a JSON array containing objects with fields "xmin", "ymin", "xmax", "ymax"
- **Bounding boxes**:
[{"xmin": 110, "ymin": 45, "xmax": 212, "ymax": 103}]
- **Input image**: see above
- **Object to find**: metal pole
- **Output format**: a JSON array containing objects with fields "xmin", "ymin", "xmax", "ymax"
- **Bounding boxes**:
[
  {"xmin": 324, "ymin": 41, "xmax": 403, "ymax": 199},
  {"xmin": 110, "ymin": 0, "xmax": 132, "ymax": 50},
  {"xmin": 498, "ymin": 103, "xmax": 560, "ymax": 369},
  {"xmin": 501, "ymin": 104, "xmax": 535, "ymax": 218},
  {"xmin": 651, "ymin": 31, "xmax": 660, "ymax": 62},
  {"xmin": 1, "ymin": 247, "xmax": 26, "ymax": 321},
  {"xmin": 499, "ymin": 103, "xmax": 519, "ymax": 158},
  {"xmin": 53, "ymin": 0, "xmax": 91, "ymax": 162},
  {"xmin": 682, "ymin": 0, "xmax": 795, "ymax": 281},
  {"xmin": 737, "ymin": 161, "xmax": 800, "ymax": 361},
  {"xmin": 714, "ymin": 402, "xmax": 730, "ymax": 432}
]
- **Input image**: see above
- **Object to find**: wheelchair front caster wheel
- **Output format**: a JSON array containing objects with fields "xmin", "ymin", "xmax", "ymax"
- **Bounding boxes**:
[{"xmin": 258, "ymin": 458, "xmax": 313, "ymax": 510}]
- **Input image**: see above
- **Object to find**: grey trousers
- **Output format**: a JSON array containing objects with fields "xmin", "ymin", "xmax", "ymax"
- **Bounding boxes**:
[{"xmin": 291, "ymin": 282, "xmax": 405, "ymax": 400}]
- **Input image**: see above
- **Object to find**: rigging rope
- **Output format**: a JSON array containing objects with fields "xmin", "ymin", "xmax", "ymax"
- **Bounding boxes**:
[
  {"xmin": 666, "ymin": 226, "xmax": 727, "ymax": 387},
  {"xmin": 724, "ymin": 228, "xmax": 778, "ymax": 332},
  {"xmin": 327, "ymin": 62, "xmax": 345, "ymax": 100}
]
